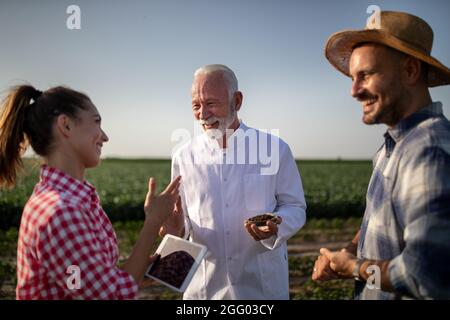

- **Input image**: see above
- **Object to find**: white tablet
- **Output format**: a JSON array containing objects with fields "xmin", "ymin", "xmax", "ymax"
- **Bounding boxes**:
[{"xmin": 145, "ymin": 234, "xmax": 207, "ymax": 293}]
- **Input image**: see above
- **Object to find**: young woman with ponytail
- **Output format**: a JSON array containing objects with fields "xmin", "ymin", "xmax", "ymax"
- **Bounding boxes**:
[{"xmin": 0, "ymin": 85, "xmax": 182, "ymax": 299}]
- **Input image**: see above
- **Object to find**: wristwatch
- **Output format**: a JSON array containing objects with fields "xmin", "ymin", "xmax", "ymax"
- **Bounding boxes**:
[{"xmin": 352, "ymin": 258, "xmax": 364, "ymax": 281}]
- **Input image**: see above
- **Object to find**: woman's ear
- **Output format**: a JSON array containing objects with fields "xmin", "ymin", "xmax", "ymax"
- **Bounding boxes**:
[{"xmin": 55, "ymin": 114, "xmax": 72, "ymax": 137}]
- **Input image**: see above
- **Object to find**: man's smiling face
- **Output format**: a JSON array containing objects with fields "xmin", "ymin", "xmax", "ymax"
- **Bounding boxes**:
[
  {"xmin": 191, "ymin": 72, "xmax": 237, "ymax": 136},
  {"xmin": 349, "ymin": 44, "xmax": 406, "ymax": 127}
]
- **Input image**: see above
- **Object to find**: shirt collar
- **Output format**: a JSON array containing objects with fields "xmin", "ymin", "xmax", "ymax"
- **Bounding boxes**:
[
  {"xmin": 383, "ymin": 132, "xmax": 396, "ymax": 158},
  {"xmin": 39, "ymin": 165, "xmax": 97, "ymax": 203},
  {"xmin": 387, "ymin": 101, "xmax": 443, "ymax": 143}
]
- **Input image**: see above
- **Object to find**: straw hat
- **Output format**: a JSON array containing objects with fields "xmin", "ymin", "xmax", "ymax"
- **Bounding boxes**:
[{"xmin": 325, "ymin": 11, "xmax": 450, "ymax": 87}]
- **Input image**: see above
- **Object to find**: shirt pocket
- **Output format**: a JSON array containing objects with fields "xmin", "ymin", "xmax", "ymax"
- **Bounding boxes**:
[
  {"xmin": 257, "ymin": 248, "xmax": 288, "ymax": 299},
  {"xmin": 243, "ymin": 174, "xmax": 271, "ymax": 212}
]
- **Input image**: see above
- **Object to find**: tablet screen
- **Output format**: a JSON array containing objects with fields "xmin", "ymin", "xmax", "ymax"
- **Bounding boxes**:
[{"xmin": 145, "ymin": 234, "xmax": 207, "ymax": 292}]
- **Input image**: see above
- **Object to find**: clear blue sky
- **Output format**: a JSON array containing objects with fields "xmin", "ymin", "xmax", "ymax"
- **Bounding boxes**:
[{"xmin": 1, "ymin": 0, "xmax": 449, "ymax": 159}]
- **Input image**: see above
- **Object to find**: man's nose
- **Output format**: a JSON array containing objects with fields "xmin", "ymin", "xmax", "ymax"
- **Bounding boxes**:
[
  {"xmin": 350, "ymin": 78, "xmax": 363, "ymax": 98},
  {"xmin": 199, "ymin": 105, "xmax": 211, "ymax": 120}
]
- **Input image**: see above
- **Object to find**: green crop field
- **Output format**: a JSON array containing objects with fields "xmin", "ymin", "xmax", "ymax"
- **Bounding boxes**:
[{"xmin": 0, "ymin": 158, "xmax": 372, "ymax": 299}]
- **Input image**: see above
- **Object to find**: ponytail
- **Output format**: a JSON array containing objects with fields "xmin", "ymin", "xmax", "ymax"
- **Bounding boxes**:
[
  {"xmin": 0, "ymin": 85, "xmax": 39, "ymax": 188},
  {"xmin": 0, "ymin": 84, "xmax": 91, "ymax": 189}
]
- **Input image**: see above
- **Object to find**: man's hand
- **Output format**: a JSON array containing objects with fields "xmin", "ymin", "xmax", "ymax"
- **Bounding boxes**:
[
  {"xmin": 312, "ymin": 251, "xmax": 340, "ymax": 281},
  {"xmin": 319, "ymin": 248, "xmax": 357, "ymax": 279},
  {"xmin": 244, "ymin": 215, "xmax": 282, "ymax": 241},
  {"xmin": 159, "ymin": 195, "xmax": 185, "ymax": 237}
]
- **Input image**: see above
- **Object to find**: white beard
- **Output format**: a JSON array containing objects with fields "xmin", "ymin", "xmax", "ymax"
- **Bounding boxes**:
[{"xmin": 200, "ymin": 105, "xmax": 237, "ymax": 140}]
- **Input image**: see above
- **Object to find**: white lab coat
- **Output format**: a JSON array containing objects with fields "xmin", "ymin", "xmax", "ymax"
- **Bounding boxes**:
[{"xmin": 171, "ymin": 122, "xmax": 306, "ymax": 299}]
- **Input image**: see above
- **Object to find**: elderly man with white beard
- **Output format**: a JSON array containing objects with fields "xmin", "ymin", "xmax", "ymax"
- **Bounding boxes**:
[{"xmin": 160, "ymin": 64, "xmax": 307, "ymax": 300}]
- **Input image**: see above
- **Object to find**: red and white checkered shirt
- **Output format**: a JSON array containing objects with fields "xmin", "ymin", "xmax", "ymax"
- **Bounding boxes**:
[{"xmin": 16, "ymin": 165, "xmax": 138, "ymax": 300}]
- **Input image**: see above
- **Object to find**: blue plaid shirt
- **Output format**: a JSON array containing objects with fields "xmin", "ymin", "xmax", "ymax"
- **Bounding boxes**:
[{"xmin": 356, "ymin": 102, "xmax": 450, "ymax": 300}]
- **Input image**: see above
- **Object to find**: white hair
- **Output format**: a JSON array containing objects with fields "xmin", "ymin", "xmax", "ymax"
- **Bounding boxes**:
[{"xmin": 194, "ymin": 64, "xmax": 238, "ymax": 99}]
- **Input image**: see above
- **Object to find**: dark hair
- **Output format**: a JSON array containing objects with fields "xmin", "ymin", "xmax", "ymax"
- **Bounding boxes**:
[{"xmin": 0, "ymin": 85, "xmax": 91, "ymax": 188}]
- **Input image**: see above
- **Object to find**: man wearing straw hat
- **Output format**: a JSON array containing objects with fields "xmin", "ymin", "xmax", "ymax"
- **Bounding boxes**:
[{"xmin": 312, "ymin": 11, "xmax": 450, "ymax": 299}]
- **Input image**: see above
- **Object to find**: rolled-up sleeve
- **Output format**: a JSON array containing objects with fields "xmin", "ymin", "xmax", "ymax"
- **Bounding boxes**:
[
  {"xmin": 38, "ymin": 205, "xmax": 138, "ymax": 300},
  {"xmin": 389, "ymin": 146, "xmax": 450, "ymax": 299}
]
